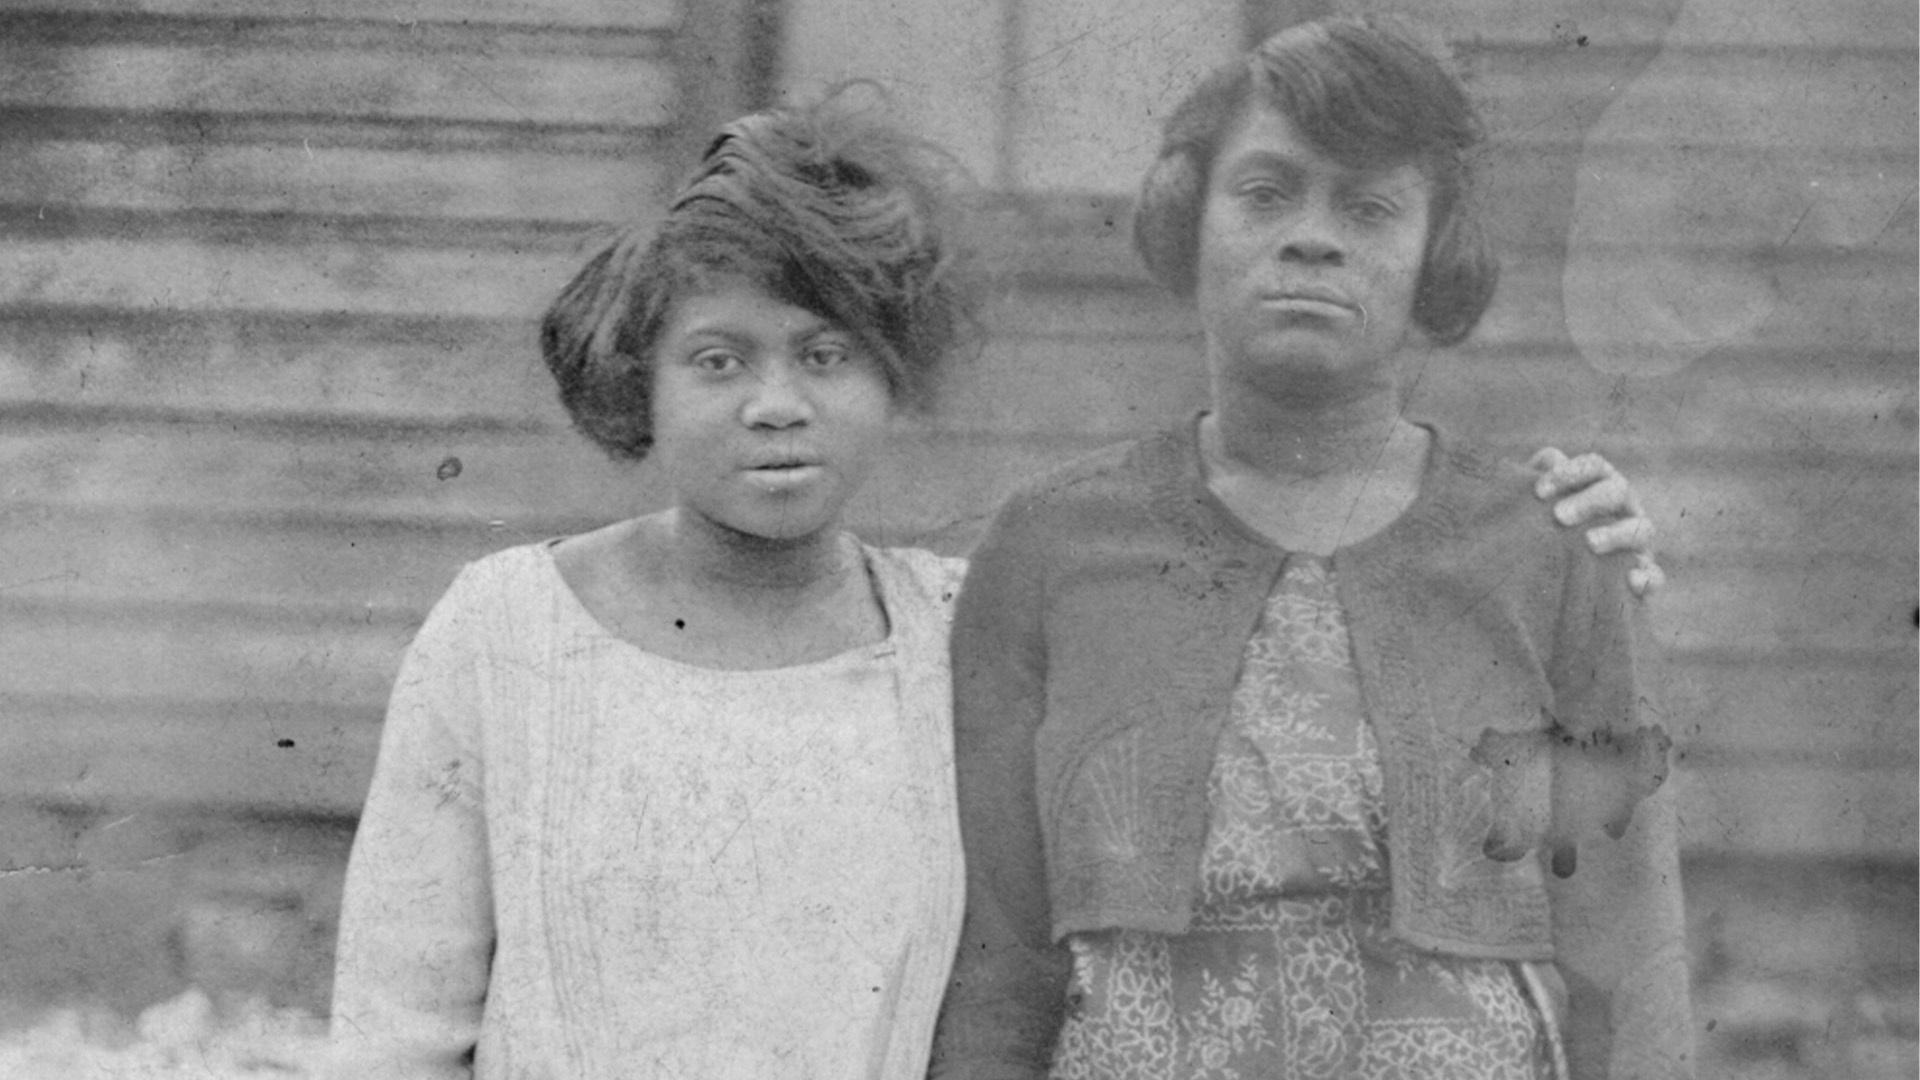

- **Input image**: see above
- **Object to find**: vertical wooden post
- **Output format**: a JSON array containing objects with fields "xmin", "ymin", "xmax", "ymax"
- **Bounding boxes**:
[{"xmin": 665, "ymin": 0, "xmax": 781, "ymax": 191}]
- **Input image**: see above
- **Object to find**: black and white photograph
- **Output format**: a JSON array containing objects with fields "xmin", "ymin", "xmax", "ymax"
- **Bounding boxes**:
[{"xmin": 0, "ymin": 1, "xmax": 1913, "ymax": 1077}]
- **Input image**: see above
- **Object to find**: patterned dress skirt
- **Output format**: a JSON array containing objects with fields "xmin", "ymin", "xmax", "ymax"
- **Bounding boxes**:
[{"xmin": 1050, "ymin": 556, "xmax": 1557, "ymax": 1080}]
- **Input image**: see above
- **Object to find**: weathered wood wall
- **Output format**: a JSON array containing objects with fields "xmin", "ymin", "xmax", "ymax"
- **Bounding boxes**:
[{"xmin": 0, "ymin": 0, "xmax": 1912, "ymax": 1071}]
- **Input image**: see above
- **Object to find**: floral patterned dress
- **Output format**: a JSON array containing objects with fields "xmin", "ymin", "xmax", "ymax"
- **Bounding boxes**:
[{"xmin": 1050, "ymin": 556, "xmax": 1556, "ymax": 1080}]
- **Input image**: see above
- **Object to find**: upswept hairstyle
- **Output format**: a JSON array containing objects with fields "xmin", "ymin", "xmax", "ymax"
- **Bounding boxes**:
[
  {"xmin": 541, "ymin": 92, "xmax": 981, "ymax": 461},
  {"xmin": 1132, "ymin": 17, "xmax": 1499, "ymax": 347}
]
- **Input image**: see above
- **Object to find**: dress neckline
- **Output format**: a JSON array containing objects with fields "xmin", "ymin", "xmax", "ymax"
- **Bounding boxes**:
[{"xmin": 532, "ymin": 539, "xmax": 900, "ymax": 676}]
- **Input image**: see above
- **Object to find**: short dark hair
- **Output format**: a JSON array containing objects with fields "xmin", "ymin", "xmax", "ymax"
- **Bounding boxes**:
[
  {"xmin": 541, "ymin": 94, "xmax": 981, "ymax": 461},
  {"xmin": 1132, "ymin": 16, "xmax": 1498, "ymax": 347}
]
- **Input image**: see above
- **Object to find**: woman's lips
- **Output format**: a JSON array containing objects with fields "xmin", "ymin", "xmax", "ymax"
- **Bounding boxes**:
[
  {"xmin": 743, "ymin": 460, "xmax": 823, "ymax": 488},
  {"xmin": 1261, "ymin": 290, "xmax": 1358, "ymax": 318}
]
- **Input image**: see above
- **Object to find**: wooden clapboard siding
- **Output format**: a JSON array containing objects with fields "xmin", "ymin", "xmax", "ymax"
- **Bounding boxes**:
[
  {"xmin": 1467, "ymin": 43, "xmax": 1915, "ymax": 154},
  {"xmin": 0, "ymin": 49, "xmax": 675, "ymax": 131},
  {"xmin": 0, "ymin": 140, "xmax": 668, "ymax": 222},
  {"xmin": 0, "ymin": 0, "xmax": 703, "ymax": 836},
  {"xmin": 0, "ymin": 694, "xmax": 382, "ymax": 814},
  {"xmin": 1453, "ymin": 17, "xmax": 1917, "ymax": 871},
  {"xmin": 0, "ymin": 314, "xmax": 555, "ymax": 422},
  {"xmin": 0, "ymin": 0, "xmax": 677, "ymax": 28},
  {"xmin": 0, "ymin": 0, "xmax": 1912, "ymax": 869},
  {"xmin": 1290, "ymin": 0, "xmax": 1917, "ymax": 52},
  {"xmin": 0, "ymin": 4, "xmax": 1907, "ymax": 1057}
]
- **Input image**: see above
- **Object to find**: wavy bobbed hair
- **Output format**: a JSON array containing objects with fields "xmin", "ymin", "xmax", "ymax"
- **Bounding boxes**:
[
  {"xmin": 1132, "ymin": 17, "xmax": 1498, "ymax": 347},
  {"xmin": 541, "ymin": 94, "xmax": 981, "ymax": 461}
]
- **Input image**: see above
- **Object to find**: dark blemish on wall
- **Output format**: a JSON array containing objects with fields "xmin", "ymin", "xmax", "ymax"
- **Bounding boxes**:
[
  {"xmin": 1550, "ymin": 22, "xmax": 1590, "ymax": 49},
  {"xmin": 674, "ymin": 619, "xmax": 686, "ymax": 630},
  {"xmin": 276, "ymin": 739, "xmax": 295, "ymax": 748},
  {"xmin": 436, "ymin": 456, "xmax": 464, "ymax": 481}
]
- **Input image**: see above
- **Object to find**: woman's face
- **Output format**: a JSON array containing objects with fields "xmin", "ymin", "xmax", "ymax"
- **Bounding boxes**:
[
  {"xmin": 648, "ymin": 280, "xmax": 893, "ymax": 542},
  {"xmin": 1194, "ymin": 102, "xmax": 1432, "ymax": 401}
]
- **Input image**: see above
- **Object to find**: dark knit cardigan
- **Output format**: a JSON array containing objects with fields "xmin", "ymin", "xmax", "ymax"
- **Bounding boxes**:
[{"xmin": 930, "ymin": 422, "xmax": 1693, "ymax": 1080}]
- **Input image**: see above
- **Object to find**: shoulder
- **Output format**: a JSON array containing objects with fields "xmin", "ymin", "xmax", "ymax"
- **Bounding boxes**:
[
  {"xmin": 1424, "ymin": 430, "xmax": 1567, "ymax": 549},
  {"xmin": 1417, "ymin": 429, "xmax": 1635, "ymax": 597},
  {"xmin": 407, "ymin": 541, "xmax": 561, "ymax": 653},
  {"xmin": 447, "ymin": 541, "xmax": 561, "ymax": 607},
  {"xmin": 864, "ymin": 543, "xmax": 967, "ymax": 616},
  {"xmin": 866, "ymin": 543, "xmax": 967, "ymax": 592},
  {"xmin": 979, "ymin": 431, "xmax": 1180, "ymax": 544}
]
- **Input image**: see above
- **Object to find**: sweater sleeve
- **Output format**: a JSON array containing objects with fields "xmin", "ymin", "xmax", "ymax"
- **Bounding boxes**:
[
  {"xmin": 1544, "ymin": 542, "xmax": 1696, "ymax": 1079},
  {"xmin": 325, "ymin": 563, "xmax": 498, "ymax": 1080},
  {"xmin": 928, "ymin": 492, "xmax": 1073, "ymax": 1080}
]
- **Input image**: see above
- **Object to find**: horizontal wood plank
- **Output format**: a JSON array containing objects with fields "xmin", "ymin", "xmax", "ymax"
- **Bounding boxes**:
[
  {"xmin": 0, "ymin": 0, "xmax": 677, "ymax": 29},
  {"xmin": 1661, "ymin": 650, "xmax": 1917, "ymax": 759},
  {"xmin": 0, "ymin": 139, "xmax": 668, "ymax": 223},
  {"xmin": 1641, "ymin": 464, "xmax": 1917, "ymax": 561},
  {"xmin": 1, "ymin": 505, "xmax": 518, "ymax": 613},
  {"xmin": 1427, "ymin": 0, "xmax": 1915, "ymax": 52},
  {"xmin": 1472, "ymin": 43, "xmax": 1914, "ymax": 155},
  {"xmin": 1485, "ymin": 143, "xmax": 1918, "ymax": 254},
  {"xmin": 1675, "ymin": 759, "xmax": 1917, "ymax": 858},
  {"xmin": 0, "ymin": 43, "xmax": 675, "ymax": 128},
  {"xmin": 0, "ymin": 601, "xmax": 412, "ymax": 708},
  {"xmin": 0, "ymin": 236, "xmax": 581, "ymax": 319},
  {"xmin": 0, "ymin": 696, "xmax": 379, "ymax": 815},
  {"xmin": 0, "ymin": 0, "xmax": 1905, "ymax": 49},
  {"xmin": 1476, "ymin": 248, "xmax": 1918, "ymax": 357},
  {"xmin": 1649, "ymin": 556, "xmax": 1917, "ymax": 655},
  {"xmin": 0, "ymin": 317, "xmax": 558, "ymax": 424}
]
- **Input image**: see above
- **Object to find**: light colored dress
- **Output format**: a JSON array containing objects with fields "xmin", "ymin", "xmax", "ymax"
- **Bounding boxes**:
[
  {"xmin": 1050, "ymin": 556, "xmax": 1557, "ymax": 1080},
  {"xmin": 326, "ymin": 541, "xmax": 967, "ymax": 1080}
]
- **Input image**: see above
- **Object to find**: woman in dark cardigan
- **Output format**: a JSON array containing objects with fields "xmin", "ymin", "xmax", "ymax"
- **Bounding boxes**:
[{"xmin": 932, "ymin": 17, "xmax": 1691, "ymax": 1080}]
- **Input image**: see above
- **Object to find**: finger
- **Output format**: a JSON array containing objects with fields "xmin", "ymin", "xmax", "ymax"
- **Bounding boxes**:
[
  {"xmin": 1553, "ymin": 472, "xmax": 1635, "ymax": 527},
  {"xmin": 1530, "ymin": 447, "xmax": 1572, "ymax": 498},
  {"xmin": 1584, "ymin": 514, "xmax": 1656, "ymax": 557},
  {"xmin": 1535, "ymin": 451, "xmax": 1616, "ymax": 501},
  {"xmin": 1628, "ymin": 555, "xmax": 1667, "ymax": 598}
]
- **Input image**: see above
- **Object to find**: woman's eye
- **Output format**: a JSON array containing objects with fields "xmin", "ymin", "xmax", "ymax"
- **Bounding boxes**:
[
  {"xmin": 1348, "ymin": 197, "xmax": 1397, "ymax": 223},
  {"xmin": 802, "ymin": 342, "xmax": 851, "ymax": 369},
  {"xmin": 691, "ymin": 348, "xmax": 742, "ymax": 373},
  {"xmin": 1239, "ymin": 182, "xmax": 1292, "ymax": 209}
]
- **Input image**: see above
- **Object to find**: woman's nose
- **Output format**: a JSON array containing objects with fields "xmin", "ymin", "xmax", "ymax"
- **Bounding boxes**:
[
  {"xmin": 740, "ymin": 362, "xmax": 814, "ymax": 428},
  {"xmin": 1278, "ymin": 203, "xmax": 1346, "ymax": 266}
]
